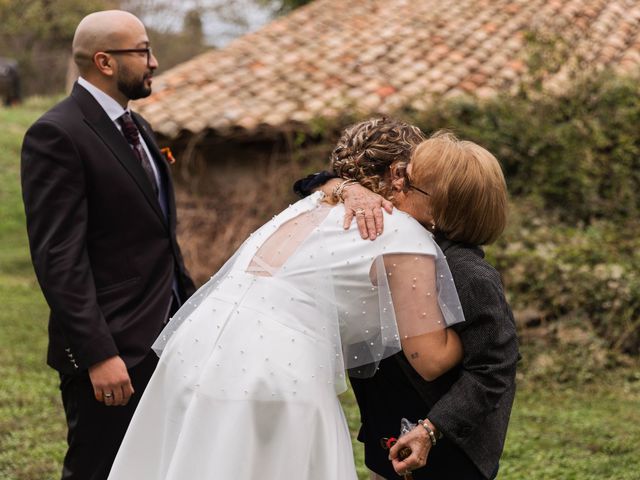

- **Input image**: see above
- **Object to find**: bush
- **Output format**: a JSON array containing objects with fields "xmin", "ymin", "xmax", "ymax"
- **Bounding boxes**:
[
  {"xmin": 407, "ymin": 72, "xmax": 640, "ymax": 223},
  {"xmin": 486, "ymin": 201, "xmax": 640, "ymax": 355}
]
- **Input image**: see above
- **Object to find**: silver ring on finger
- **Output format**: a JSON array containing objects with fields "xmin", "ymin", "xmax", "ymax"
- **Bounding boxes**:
[
  {"xmin": 355, "ymin": 208, "xmax": 365, "ymax": 216},
  {"xmin": 104, "ymin": 392, "xmax": 113, "ymax": 399}
]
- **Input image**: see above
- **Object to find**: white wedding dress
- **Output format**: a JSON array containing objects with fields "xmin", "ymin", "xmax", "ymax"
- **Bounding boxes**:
[{"xmin": 108, "ymin": 192, "xmax": 463, "ymax": 480}]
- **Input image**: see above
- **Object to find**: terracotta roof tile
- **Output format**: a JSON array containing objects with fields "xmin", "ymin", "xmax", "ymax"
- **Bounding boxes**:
[{"xmin": 135, "ymin": 0, "xmax": 640, "ymax": 138}]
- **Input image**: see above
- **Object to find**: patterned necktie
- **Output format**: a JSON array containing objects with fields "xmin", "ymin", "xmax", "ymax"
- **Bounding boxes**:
[{"xmin": 119, "ymin": 112, "xmax": 159, "ymax": 196}]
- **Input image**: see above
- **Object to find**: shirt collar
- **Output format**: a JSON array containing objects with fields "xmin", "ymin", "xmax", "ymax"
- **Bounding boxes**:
[{"xmin": 77, "ymin": 76, "xmax": 129, "ymax": 122}]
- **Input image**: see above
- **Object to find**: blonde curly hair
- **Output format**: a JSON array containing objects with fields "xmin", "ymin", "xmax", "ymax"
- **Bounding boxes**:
[{"xmin": 330, "ymin": 117, "xmax": 426, "ymax": 199}]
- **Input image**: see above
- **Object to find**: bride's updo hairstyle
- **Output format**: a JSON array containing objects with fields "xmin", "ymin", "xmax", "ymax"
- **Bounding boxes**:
[
  {"xmin": 411, "ymin": 131, "xmax": 508, "ymax": 246},
  {"xmin": 331, "ymin": 117, "xmax": 425, "ymax": 199}
]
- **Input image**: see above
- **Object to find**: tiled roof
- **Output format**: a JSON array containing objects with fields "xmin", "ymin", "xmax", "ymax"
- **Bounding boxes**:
[{"xmin": 135, "ymin": 0, "xmax": 640, "ymax": 138}]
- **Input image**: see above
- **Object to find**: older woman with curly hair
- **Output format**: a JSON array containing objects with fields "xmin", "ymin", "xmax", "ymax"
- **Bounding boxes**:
[{"xmin": 301, "ymin": 121, "xmax": 519, "ymax": 480}]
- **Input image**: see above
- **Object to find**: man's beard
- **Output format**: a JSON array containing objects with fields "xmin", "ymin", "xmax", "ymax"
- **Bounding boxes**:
[{"xmin": 117, "ymin": 66, "xmax": 152, "ymax": 100}]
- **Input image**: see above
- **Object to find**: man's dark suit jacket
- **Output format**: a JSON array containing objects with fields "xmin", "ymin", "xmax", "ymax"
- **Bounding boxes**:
[
  {"xmin": 21, "ymin": 83, "xmax": 196, "ymax": 375},
  {"xmin": 351, "ymin": 238, "xmax": 519, "ymax": 479}
]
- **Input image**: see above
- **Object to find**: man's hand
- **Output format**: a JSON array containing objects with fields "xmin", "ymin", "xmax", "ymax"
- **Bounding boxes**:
[
  {"xmin": 88, "ymin": 355, "xmax": 134, "ymax": 406},
  {"xmin": 389, "ymin": 423, "xmax": 433, "ymax": 476},
  {"xmin": 342, "ymin": 183, "xmax": 393, "ymax": 240}
]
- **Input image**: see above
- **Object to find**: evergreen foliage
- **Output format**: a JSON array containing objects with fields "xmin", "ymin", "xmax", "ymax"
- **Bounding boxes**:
[{"xmin": 407, "ymin": 73, "xmax": 640, "ymax": 223}]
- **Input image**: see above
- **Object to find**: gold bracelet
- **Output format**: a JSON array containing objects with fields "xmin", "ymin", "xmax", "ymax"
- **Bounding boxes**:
[{"xmin": 332, "ymin": 179, "xmax": 357, "ymax": 203}]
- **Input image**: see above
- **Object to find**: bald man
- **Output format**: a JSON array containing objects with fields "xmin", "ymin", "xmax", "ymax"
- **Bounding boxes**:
[{"xmin": 21, "ymin": 11, "xmax": 195, "ymax": 480}]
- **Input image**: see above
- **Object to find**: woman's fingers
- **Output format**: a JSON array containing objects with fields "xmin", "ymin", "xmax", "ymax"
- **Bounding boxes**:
[
  {"xmin": 354, "ymin": 210, "xmax": 369, "ymax": 239},
  {"xmin": 373, "ymin": 206, "xmax": 385, "ymax": 235},
  {"xmin": 364, "ymin": 211, "xmax": 378, "ymax": 240},
  {"xmin": 381, "ymin": 198, "xmax": 394, "ymax": 214},
  {"xmin": 389, "ymin": 428, "xmax": 430, "ymax": 473},
  {"xmin": 342, "ymin": 184, "xmax": 391, "ymax": 239},
  {"xmin": 343, "ymin": 209, "xmax": 355, "ymax": 230},
  {"xmin": 391, "ymin": 449, "xmax": 426, "ymax": 475}
]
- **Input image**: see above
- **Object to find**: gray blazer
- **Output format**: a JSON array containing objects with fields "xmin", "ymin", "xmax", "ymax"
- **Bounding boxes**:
[{"xmin": 397, "ymin": 237, "xmax": 520, "ymax": 478}]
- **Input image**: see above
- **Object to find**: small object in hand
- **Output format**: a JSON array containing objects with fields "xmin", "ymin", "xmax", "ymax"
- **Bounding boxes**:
[
  {"xmin": 381, "ymin": 437, "xmax": 413, "ymax": 478},
  {"xmin": 398, "ymin": 446, "xmax": 412, "ymax": 461},
  {"xmin": 380, "ymin": 437, "xmax": 412, "ymax": 460},
  {"xmin": 382, "ymin": 418, "xmax": 419, "ymax": 479},
  {"xmin": 380, "ymin": 436, "xmax": 396, "ymax": 450}
]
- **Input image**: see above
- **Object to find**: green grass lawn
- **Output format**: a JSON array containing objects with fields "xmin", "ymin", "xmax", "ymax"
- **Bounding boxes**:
[{"xmin": 1, "ymin": 100, "xmax": 639, "ymax": 480}]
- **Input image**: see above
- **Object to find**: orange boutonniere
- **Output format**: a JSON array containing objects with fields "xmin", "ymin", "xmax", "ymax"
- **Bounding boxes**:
[{"xmin": 161, "ymin": 147, "xmax": 176, "ymax": 164}]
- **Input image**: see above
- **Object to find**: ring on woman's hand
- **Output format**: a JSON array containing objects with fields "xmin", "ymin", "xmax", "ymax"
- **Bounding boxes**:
[
  {"xmin": 104, "ymin": 392, "xmax": 113, "ymax": 398},
  {"xmin": 355, "ymin": 208, "xmax": 365, "ymax": 216}
]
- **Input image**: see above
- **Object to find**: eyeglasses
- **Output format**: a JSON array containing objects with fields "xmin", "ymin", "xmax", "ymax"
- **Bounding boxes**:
[
  {"xmin": 103, "ymin": 47, "xmax": 153, "ymax": 67},
  {"xmin": 406, "ymin": 178, "xmax": 430, "ymax": 197}
]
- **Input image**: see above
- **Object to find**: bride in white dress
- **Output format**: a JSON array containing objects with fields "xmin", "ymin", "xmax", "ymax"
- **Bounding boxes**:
[{"xmin": 108, "ymin": 118, "xmax": 465, "ymax": 480}]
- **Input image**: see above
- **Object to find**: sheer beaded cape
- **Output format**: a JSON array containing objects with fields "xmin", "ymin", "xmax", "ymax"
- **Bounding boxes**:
[
  {"xmin": 152, "ymin": 191, "xmax": 464, "ymax": 394},
  {"xmin": 109, "ymin": 192, "xmax": 464, "ymax": 480}
]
